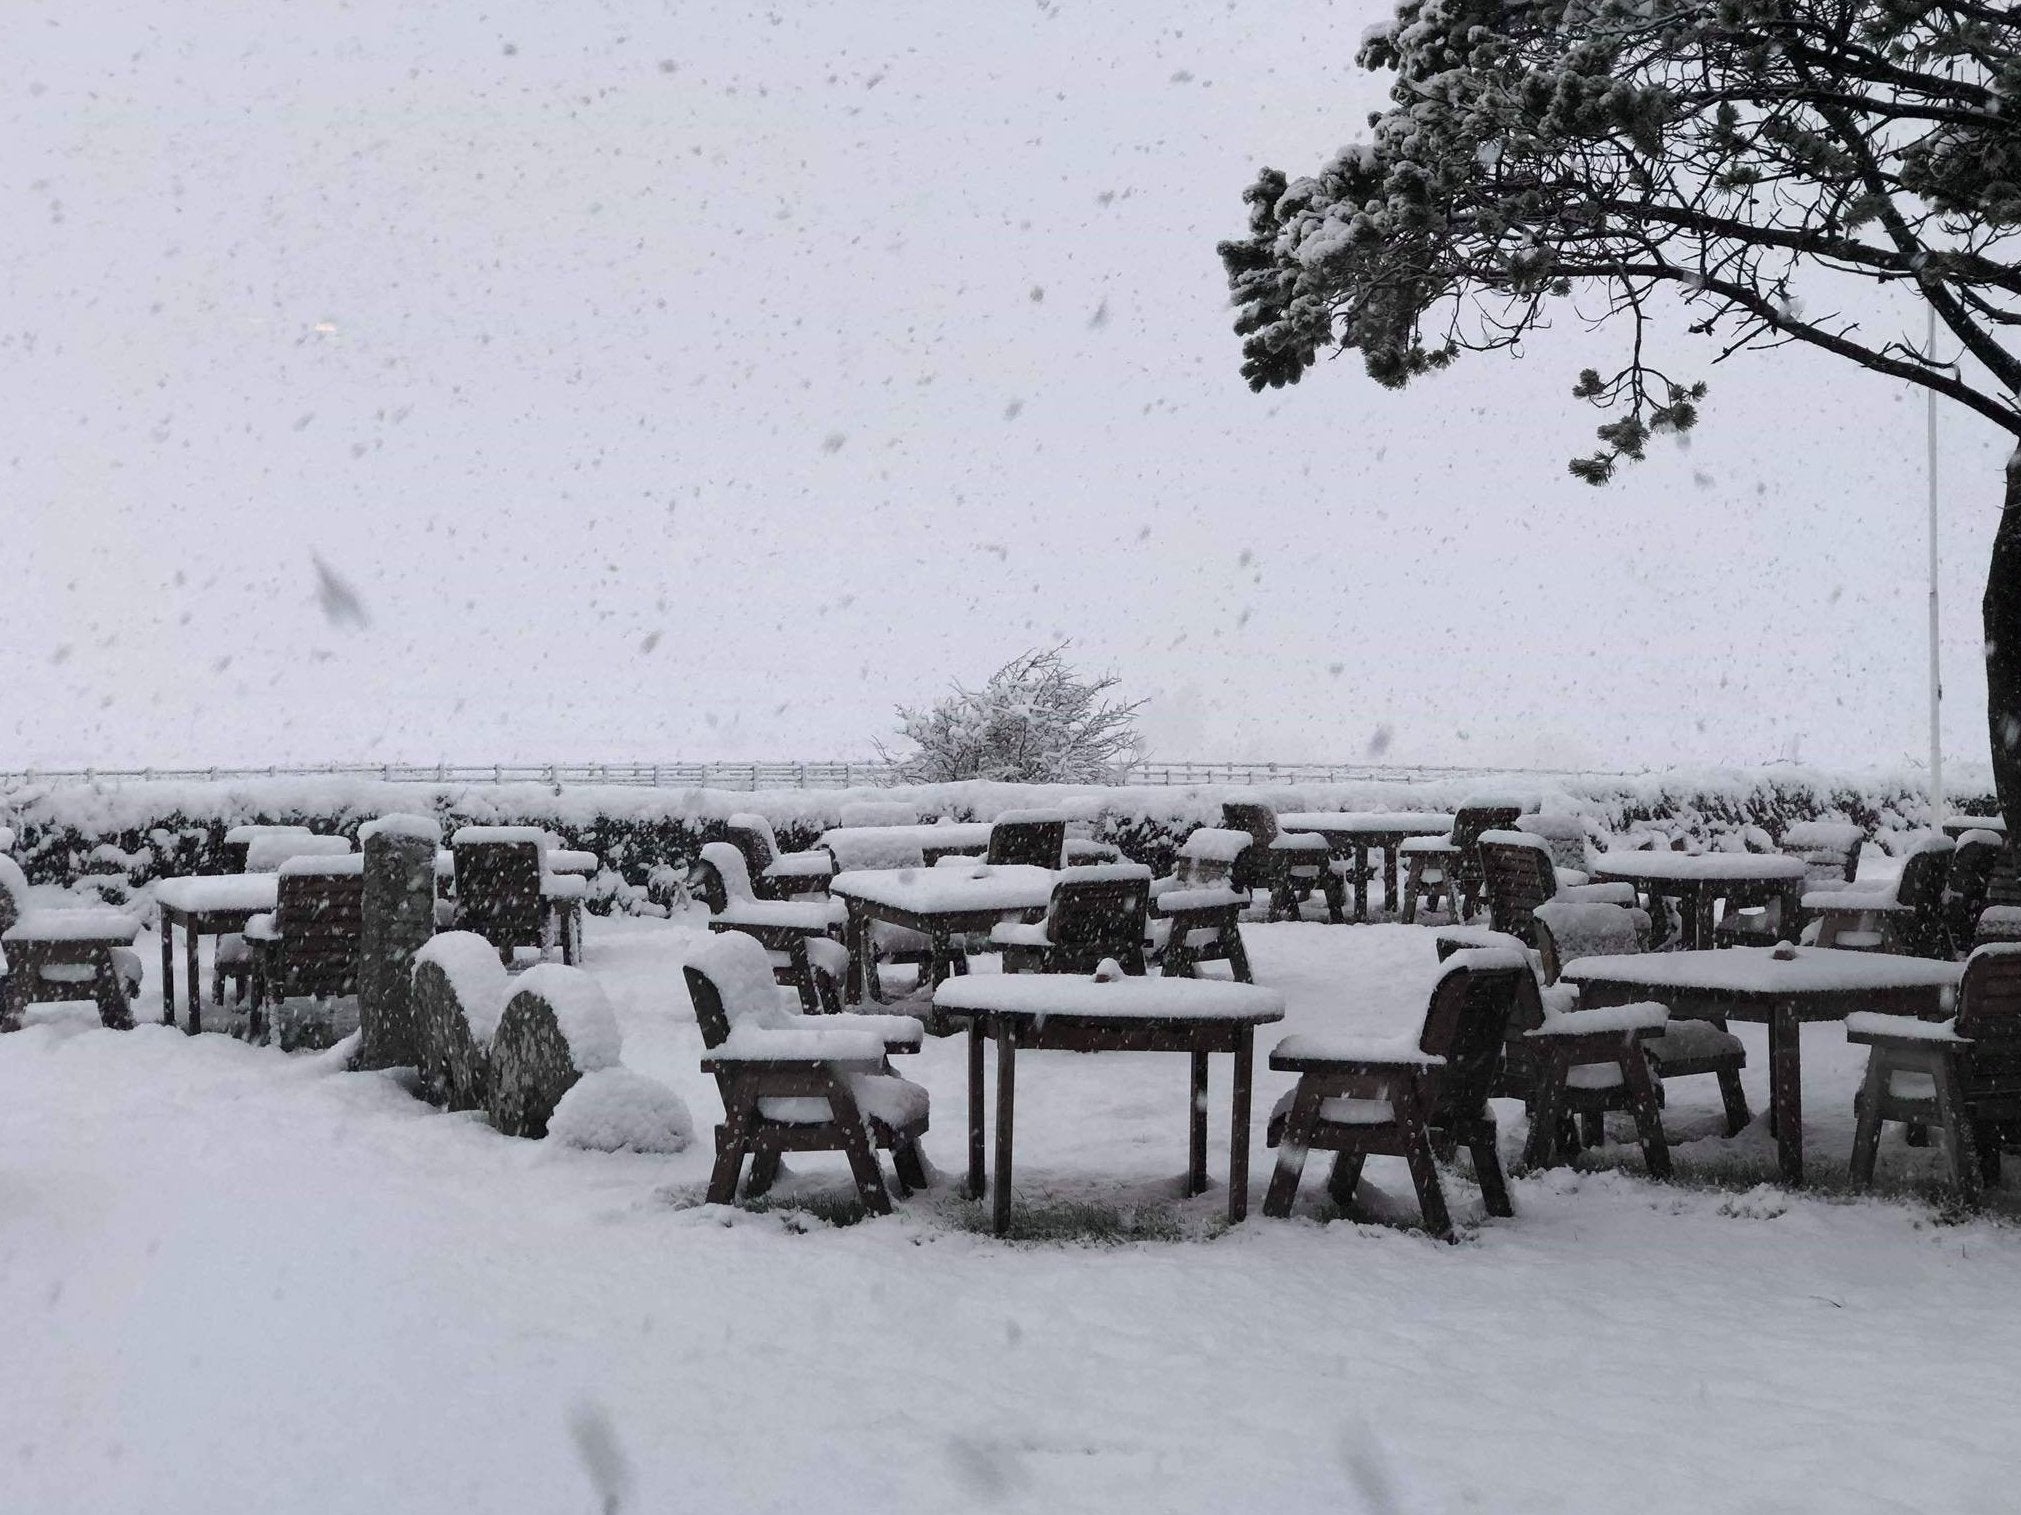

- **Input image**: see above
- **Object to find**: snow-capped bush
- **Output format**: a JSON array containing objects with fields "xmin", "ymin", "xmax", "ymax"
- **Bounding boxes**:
[{"xmin": 882, "ymin": 645, "xmax": 1145, "ymax": 783}]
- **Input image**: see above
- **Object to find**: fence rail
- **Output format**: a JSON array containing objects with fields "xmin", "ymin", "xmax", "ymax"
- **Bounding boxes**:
[{"xmin": 0, "ymin": 759, "xmax": 1560, "ymax": 791}]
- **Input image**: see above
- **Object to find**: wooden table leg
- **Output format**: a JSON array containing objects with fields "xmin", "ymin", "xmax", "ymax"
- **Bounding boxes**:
[
  {"xmin": 1352, "ymin": 845, "xmax": 1370, "ymax": 922},
  {"xmin": 160, "ymin": 915, "xmax": 176, "ymax": 1025},
  {"xmin": 1382, "ymin": 845, "xmax": 1400, "ymax": 919},
  {"xmin": 184, "ymin": 926, "xmax": 203, "ymax": 1036},
  {"xmin": 1770, "ymin": 1002, "xmax": 1804, "ymax": 1184},
  {"xmin": 1187, "ymin": 1047, "xmax": 1210, "ymax": 1196},
  {"xmin": 1229, "ymin": 1028, "xmax": 1254, "ymax": 1223},
  {"xmin": 1692, "ymin": 886, "xmax": 1715, "ymax": 951},
  {"xmin": 967, "ymin": 1018, "xmax": 987, "ymax": 1200},
  {"xmin": 992, "ymin": 1020, "xmax": 1017, "ymax": 1236}
]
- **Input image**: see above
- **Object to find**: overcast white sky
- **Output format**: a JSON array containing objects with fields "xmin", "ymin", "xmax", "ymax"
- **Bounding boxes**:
[{"xmin": 6, "ymin": 0, "xmax": 2012, "ymax": 774}]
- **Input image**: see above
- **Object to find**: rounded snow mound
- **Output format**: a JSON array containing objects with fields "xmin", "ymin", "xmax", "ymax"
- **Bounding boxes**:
[{"xmin": 547, "ymin": 1068, "xmax": 694, "ymax": 1154}]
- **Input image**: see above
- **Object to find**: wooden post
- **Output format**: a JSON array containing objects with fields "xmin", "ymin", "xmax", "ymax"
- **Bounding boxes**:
[{"xmin": 353, "ymin": 816, "xmax": 439, "ymax": 1071}]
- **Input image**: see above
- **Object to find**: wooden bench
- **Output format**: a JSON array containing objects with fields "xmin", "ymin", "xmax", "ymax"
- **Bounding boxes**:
[
  {"xmin": 1222, "ymin": 802, "xmax": 1338, "ymax": 923},
  {"xmin": 1806, "ymin": 833, "xmax": 1953, "ymax": 956},
  {"xmin": 1264, "ymin": 949, "xmax": 1528, "ymax": 1240},
  {"xmin": 0, "ymin": 855, "xmax": 142, "ymax": 1032},
  {"xmin": 1397, "ymin": 804, "xmax": 1522, "ymax": 923},
  {"xmin": 1478, "ymin": 830, "xmax": 1637, "ymax": 946},
  {"xmin": 685, "ymin": 932, "xmax": 929, "ymax": 1214},
  {"xmin": 1847, "ymin": 942, "xmax": 2021, "ymax": 1204},
  {"xmin": 1149, "ymin": 828, "xmax": 1253, "ymax": 982}
]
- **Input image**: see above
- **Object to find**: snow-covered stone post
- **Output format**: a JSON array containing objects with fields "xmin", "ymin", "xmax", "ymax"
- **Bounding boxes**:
[{"xmin": 353, "ymin": 812, "xmax": 441, "ymax": 1071}]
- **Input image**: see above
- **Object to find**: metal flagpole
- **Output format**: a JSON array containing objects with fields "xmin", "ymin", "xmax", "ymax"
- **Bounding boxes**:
[{"xmin": 1928, "ymin": 303, "xmax": 1945, "ymax": 830}]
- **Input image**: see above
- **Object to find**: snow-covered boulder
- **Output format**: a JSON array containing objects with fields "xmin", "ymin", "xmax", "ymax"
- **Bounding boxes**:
[
  {"xmin": 411, "ymin": 932, "xmax": 510, "ymax": 1110},
  {"xmin": 487, "ymin": 964, "xmax": 622, "ymax": 1138},
  {"xmin": 547, "ymin": 1068, "xmax": 693, "ymax": 1154}
]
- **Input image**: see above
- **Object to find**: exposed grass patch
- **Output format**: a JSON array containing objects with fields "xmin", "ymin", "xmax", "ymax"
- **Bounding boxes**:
[{"xmin": 942, "ymin": 1194, "xmax": 1186, "ymax": 1245}]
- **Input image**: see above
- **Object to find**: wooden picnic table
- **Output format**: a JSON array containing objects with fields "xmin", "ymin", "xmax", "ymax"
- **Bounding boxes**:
[
  {"xmin": 155, "ymin": 873, "xmax": 280, "ymax": 1032},
  {"xmin": 1276, "ymin": 812, "xmax": 1456, "ymax": 921},
  {"xmin": 1561, "ymin": 946, "xmax": 1961, "ymax": 1184},
  {"xmin": 1587, "ymin": 852, "xmax": 1808, "ymax": 949},
  {"xmin": 829, "ymin": 864, "xmax": 1057, "ymax": 1003},
  {"xmin": 930, "ymin": 973, "xmax": 1286, "ymax": 1235}
]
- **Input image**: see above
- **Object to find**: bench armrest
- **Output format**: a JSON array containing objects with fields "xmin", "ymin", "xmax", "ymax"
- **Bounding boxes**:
[{"xmin": 1844, "ymin": 1011, "xmax": 1969, "ymax": 1048}]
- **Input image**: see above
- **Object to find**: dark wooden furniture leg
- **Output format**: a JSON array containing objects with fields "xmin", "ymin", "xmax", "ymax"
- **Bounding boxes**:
[
  {"xmin": 992, "ymin": 1019, "xmax": 1017, "ymax": 1236},
  {"xmin": 1690, "ymin": 885, "xmax": 1714, "ymax": 951},
  {"xmin": 967, "ymin": 1018, "xmax": 987, "ymax": 1200},
  {"xmin": 160, "ymin": 917, "xmax": 176, "ymax": 1024},
  {"xmin": 1187, "ymin": 1048, "xmax": 1209, "ymax": 1196},
  {"xmin": 1382, "ymin": 845, "xmax": 1401, "ymax": 919},
  {"xmin": 1228, "ymin": 1028, "xmax": 1253, "ymax": 1223},
  {"xmin": 1352, "ymin": 845, "xmax": 1371, "ymax": 922},
  {"xmin": 1770, "ymin": 1001, "xmax": 1804, "ymax": 1184},
  {"xmin": 184, "ymin": 927, "xmax": 203, "ymax": 1035}
]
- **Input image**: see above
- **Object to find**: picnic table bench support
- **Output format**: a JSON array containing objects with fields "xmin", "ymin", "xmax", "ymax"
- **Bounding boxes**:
[
  {"xmin": 1229, "ymin": 1028, "xmax": 1254, "ymax": 1222},
  {"xmin": 1769, "ymin": 1002, "xmax": 1803, "ymax": 1183},
  {"xmin": 1188, "ymin": 1050, "xmax": 1210, "ymax": 1196},
  {"xmin": 967, "ymin": 1020, "xmax": 987, "ymax": 1199},
  {"xmin": 160, "ymin": 927, "xmax": 175, "ymax": 1024}
]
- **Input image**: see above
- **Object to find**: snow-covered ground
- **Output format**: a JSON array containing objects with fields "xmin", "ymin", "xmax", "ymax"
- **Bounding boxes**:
[{"xmin": 6, "ymin": 907, "xmax": 2020, "ymax": 1514}]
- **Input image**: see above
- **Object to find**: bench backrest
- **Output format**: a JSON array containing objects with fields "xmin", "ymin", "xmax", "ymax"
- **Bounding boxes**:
[
  {"xmin": 1171, "ymin": 827, "xmax": 1251, "ymax": 889},
  {"xmin": 683, "ymin": 931, "xmax": 794, "ymax": 1049},
  {"xmin": 988, "ymin": 819, "xmax": 1067, "ymax": 870},
  {"xmin": 454, "ymin": 840, "xmax": 544, "ymax": 959},
  {"xmin": 724, "ymin": 814, "xmax": 781, "ymax": 875},
  {"xmin": 1894, "ymin": 837, "xmax": 1954, "ymax": 909},
  {"xmin": 1455, "ymin": 805, "xmax": 1526, "ymax": 878},
  {"xmin": 1417, "ymin": 954, "xmax": 1527, "ymax": 1127},
  {"xmin": 1947, "ymin": 833, "xmax": 2004, "ymax": 931},
  {"xmin": 1478, "ymin": 833, "xmax": 1558, "ymax": 946},
  {"xmin": 273, "ymin": 865, "xmax": 365, "ymax": 994},
  {"xmin": 1954, "ymin": 945, "xmax": 2021, "ymax": 1092},
  {"xmin": 1042, "ymin": 871, "xmax": 1151, "ymax": 969},
  {"xmin": 1532, "ymin": 900, "xmax": 1649, "ymax": 985},
  {"xmin": 1782, "ymin": 820, "xmax": 1864, "ymax": 884}
]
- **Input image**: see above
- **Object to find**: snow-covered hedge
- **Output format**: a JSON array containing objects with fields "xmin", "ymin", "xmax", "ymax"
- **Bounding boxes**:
[{"xmin": 0, "ymin": 767, "xmax": 1997, "ymax": 914}]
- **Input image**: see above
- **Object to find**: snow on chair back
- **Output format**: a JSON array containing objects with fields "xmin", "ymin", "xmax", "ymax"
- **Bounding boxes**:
[
  {"xmin": 1417, "ymin": 950, "xmax": 1531, "ymax": 1129},
  {"xmin": 1782, "ymin": 820, "xmax": 1865, "ymax": 884},
  {"xmin": 1954, "ymin": 943, "xmax": 2021, "ymax": 1066},
  {"xmin": 683, "ymin": 930, "xmax": 795, "ymax": 1048},
  {"xmin": 0, "ymin": 854, "xmax": 29, "ymax": 932},
  {"xmin": 1512, "ymin": 813, "xmax": 1587, "ymax": 874},
  {"xmin": 270, "ymin": 856, "xmax": 366, "ymax": 1000},
  {"xmin": 698, "ymin": 841, "xmax": 759, "ymax": 904},
  {"xmin": 725, "ymin": 813, "xmax": 781, "ymax": 873},
  {"xmin": 1532, "ymin": 900, "xmax": 1650, "ymax": 985},
  {"xmin": 987, "ymin": 817, "xmax": 1067, "ymax": 869},
  {"xmin": 1477, "ymin": 831, "xmax": 1559, "ymax": 946},
  {"xmin": 1041, "ymin": 864, "xmax": 1154, "ymax": 973}
]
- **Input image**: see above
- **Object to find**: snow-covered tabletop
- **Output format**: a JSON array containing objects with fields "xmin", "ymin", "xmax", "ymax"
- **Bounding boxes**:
[
  {"xmin": 933, "ymin": 974, "xmax": 1285, "ymax": 1023},
  {"xmin": 3, "ymin": 908, "xmax": 140, "ymax": 944},
  {"xmin": 156, "ymin": 874, "xmax": 281, "ymax": 915},
  {"xmin": 829, "ymin": 863, "xmax": 1055, "ymax": 916},
  {"xmin": 1563, "ymin": 945, "xmax": 1960, "ymax": 1185},
  {"xmin": 1590, "ymin": 853, "xmax": 1809, "ymax": 883},
  {"xmin": 1561, "ymin": 945, "xmax": 1960, "ymax": 997},
  {"xmin": 819, "ymin": 822, "xmax": 993, "ymax": 870},
  {"xmin": 1277, "ymin": 811, "xmax": 1456, "ymax": 836}
]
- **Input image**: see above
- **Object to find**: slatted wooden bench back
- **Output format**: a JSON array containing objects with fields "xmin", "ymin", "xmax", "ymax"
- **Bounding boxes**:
[
  {"xmin": 1418, "ymin": 961, "xmax": 1528, "ymax": 1127},
  {"xmin": 455, "ymin": 840, "xmax": 544, "ymax": 960},
  {"xmin": 1041, "ymin": 876, "xmax": 1150, "ymax": 973},
  {"xmin": 1451, "ymin": 806, "xmax": 1523, "ymax": 884},
  {"xmin": 1955, "ymin": 947, "xmax": 2021, "ymax": 1107},
  {"xmin": 1219, "ymin": 804, "xmax": 1283, "ymax": 893},
  {"xmin": 1479, "ymin": 839, "xmax": 1556, "ymax": 945},
  {"xmin": 1947, "ymin": 835, "xmax": 2004, "ymax": 952},
  {"xmin": 722, "ymin": 821, "xmax": 777, "ymax": 879},
  {"xmin": 271, "ymin": 870, "xmax": 365, "ymax": 997},
  {"xmin": 987, "ymin": 820, "xmax": 1067, "ymax": 870}
]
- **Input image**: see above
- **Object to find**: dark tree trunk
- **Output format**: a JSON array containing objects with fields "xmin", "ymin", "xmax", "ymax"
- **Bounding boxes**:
[{"xmin": 1986, "ymin": 449, "xmax": 2021, "ymax": 830}]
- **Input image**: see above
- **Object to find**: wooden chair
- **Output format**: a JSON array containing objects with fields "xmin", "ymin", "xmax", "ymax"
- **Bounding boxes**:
[
  {"xmin": 218, "ymin": 823, "xmax": 313, "ymax": 874},
  {"xmin": 1528, "ymin": 900, "xmax": 1748, "ymax": 1164},
  {"xmin": 0, "ymin": 856, "xmax": 141, "ymax": 1032},
  {"xmin": 1477, "ymin": 830, "xmax": 1637, "ymax": 946},
  {"xmin": 244, "ymin": 855, "xmax": 364, "ymax": 1043},
  {"xmin": 1221, "ymin": 803, "xmax": 1339, "ymax": 923},
  {"xmin": 696, "ymin": 841, "xmax": 852, "ymax": 1013},
  {"xmin": 724, "ymin": 812, "xmax": 835, "ymax": 900},
  {"xmin": 1781, "ymin": 820, "xmax": 1865, "ymax": 887},
  {"xmin": 990, "ymin": 864, "xmax": 1152, "ymax": 975},
  {"xmin": 986, "ymin": 814, "xmax": 1068, "ymax": 870},
  {"xmin": 1397, "ymin": 804, "xmax": 1523, "ymax": 923},
  {"xmin": 1149, "ymin": 828, "xmax": 1254, "ymax": 982},
  {"xmin": 1943, "ymin": 829, "xmax": 2005, "ymax": 957},
  {"xmin": 1262, "ymin": 949, "xmax": 1528, "ymax": 1239},
  {"xmin": 684, "ymin": 932, "xmax": 930, "ymax": 1214},
  {"xmin": 1847, "ymin": 943, "xmax": 2021, "ymax": 1204},
  {"xmin": 1806, "ymin": 833, "xmax": 1953, "ymax": 956}
]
